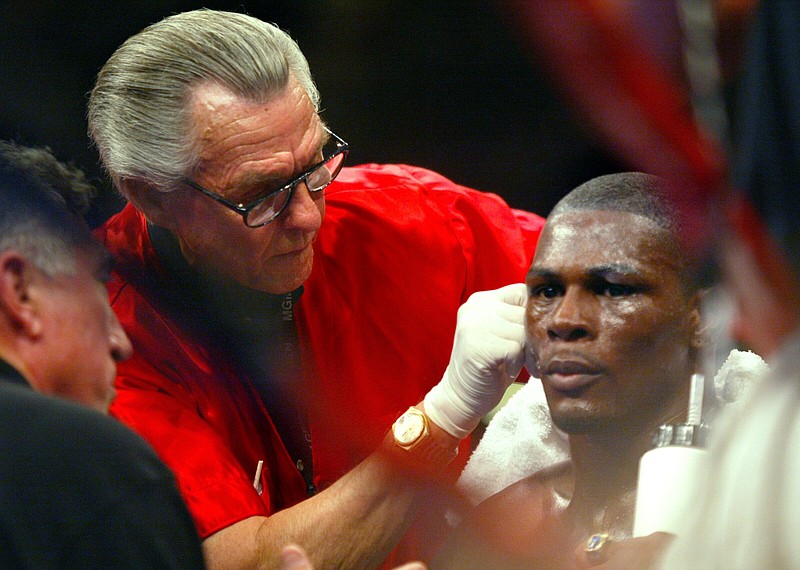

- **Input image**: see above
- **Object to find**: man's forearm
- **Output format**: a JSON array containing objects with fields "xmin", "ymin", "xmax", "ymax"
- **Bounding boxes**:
[
  {"xmin": 203, "ymin": 439, "xmax": 446, "ymax": 569},
  {"xmin": 264, "ymin": 449, "xmax": 428, "ymax": 568},
  {"xmin": 203, "ymin": 284, "xmax": 527, "ymax": 569}
]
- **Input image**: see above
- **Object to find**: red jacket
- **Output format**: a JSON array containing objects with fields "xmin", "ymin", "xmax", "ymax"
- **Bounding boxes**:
[{"xmin": 97, "ymin": 164, "xmax": 544, "ymax": 553}]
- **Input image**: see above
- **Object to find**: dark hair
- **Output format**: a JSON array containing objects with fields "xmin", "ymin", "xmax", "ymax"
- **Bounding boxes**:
[
  {"xmin": 551, "ymin": 172, "xmax": 679, "ymax": 230},
  {"xmin": 0, "ymin": 141, "xmax": 100, "ymax": 275}
]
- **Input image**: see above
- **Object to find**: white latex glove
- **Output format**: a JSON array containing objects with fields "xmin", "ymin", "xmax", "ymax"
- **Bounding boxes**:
[{"xmin": 424, "ymin": 283, "xmax": 527, "ymax": 439}]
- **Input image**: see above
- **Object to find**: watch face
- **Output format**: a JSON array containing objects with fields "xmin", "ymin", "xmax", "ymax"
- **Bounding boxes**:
[{"xmin": 394, "ymin": 411, "xmax": 425, "ymax": 445}]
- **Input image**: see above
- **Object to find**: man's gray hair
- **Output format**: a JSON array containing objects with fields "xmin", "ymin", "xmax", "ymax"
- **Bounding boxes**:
[{"xmin": 87, "ymin": 9, "xmax": 320, "ymax": 193}]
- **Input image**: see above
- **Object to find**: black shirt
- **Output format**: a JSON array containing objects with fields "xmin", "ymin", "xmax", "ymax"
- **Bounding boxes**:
[{"xmin": 0, "ymin": 359, "xmax": 205, "ymax": 568}]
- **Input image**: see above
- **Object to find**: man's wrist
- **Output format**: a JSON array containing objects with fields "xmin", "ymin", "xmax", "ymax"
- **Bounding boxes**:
[
  {"xmin": 388, "ymin": 404, "xmax": 459, "ymax": 471},
  {"xmin": 423, "ymin": 383, "xmax": 478, "ymax": 440},
  {"xmin": 416, "ymin": 402, "xmax": 461, "ymax": 451}
]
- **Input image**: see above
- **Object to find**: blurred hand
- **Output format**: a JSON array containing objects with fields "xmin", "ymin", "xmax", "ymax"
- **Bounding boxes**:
[{"xmin": 424, "ymin": 283, "xmax": 527, "ymax": 439}]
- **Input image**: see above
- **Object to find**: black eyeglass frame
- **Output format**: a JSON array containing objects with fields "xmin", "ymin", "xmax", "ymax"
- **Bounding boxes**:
[{"xmin": 181, "ymin": 128, "xmax": 349, "ymax": 228}]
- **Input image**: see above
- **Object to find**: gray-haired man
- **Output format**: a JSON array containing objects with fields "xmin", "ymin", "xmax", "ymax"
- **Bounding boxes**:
[{"xmin": 89, "ymin": 8, "xmax": 544, "ymax": 568}]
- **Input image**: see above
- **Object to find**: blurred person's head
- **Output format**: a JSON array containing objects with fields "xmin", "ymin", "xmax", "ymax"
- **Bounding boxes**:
[
  {"xmin": 0, "ymin": 141, "xmax": 132, "ymax": 412},
  {"xmin": 88, "ymin": 9, "xmax": 348, "ymax": 293},
  {"xmin": 525, "ymin": 172, "xmax": 705, "ymax": 438}
]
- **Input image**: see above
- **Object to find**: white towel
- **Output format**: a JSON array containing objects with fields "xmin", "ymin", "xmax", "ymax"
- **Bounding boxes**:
[
  {"xmin": 455, "ymin": 378, "xmax": 569, "ymax": 510},
  {"xmin": 713, "ymin": 349, "xmax": 769, "ymax": 408}
]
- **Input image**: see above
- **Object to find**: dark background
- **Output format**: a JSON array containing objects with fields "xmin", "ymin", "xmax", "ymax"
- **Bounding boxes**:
[{"xmin": 1, "ymin": 0, "xmax": 625, "ymax": 227}]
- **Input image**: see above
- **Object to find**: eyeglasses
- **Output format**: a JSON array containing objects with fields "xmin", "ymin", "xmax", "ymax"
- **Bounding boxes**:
[{"xmin": 182, "ymin": 129, "xmax": 349, "ymax": 228}]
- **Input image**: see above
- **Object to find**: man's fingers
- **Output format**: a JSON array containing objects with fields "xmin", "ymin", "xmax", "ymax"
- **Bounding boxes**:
[
  {"xmin": 495, "ymin": 282, "xmax": 528, "ymax": 306},
  {"xmin": 465, "ymin": 283, "xmax": 527, "ymax": 311},
  {"xmin": 460, "ymin": 297, "xmax": 526, "ymax": 328}
]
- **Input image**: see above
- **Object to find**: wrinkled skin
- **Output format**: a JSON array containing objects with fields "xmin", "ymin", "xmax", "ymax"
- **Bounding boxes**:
[{"xmin": 140, "ymin": 77, "xmax": 327, "ymax": 294}]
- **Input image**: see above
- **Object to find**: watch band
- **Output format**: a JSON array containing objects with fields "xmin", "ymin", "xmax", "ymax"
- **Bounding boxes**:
[{"xmin": 391, "ymin": 406, "xmax": 458, "ymax": 467}]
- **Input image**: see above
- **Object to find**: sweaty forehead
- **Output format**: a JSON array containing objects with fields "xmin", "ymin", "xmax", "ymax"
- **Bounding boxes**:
[{"xmin": 533, "ymin": 210, "xmax": 680, "ymax": 273}]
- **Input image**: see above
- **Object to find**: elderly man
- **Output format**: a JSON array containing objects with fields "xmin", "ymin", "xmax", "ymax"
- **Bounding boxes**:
[
  {"xmin": 88, "ymin": 8, "xmax": 543, "ymax": 568},
  {"xmin": 433, "ymin": 172, "xmax": 707, "ymax": 569},
  {"xmin": 0, "ymin": 141, "xmax": 205, "ymax": 568}
]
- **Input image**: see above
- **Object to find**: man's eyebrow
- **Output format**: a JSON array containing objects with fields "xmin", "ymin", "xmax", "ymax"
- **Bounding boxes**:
[
  {"xmin": 587, "ymin": 264, "xmax": 642, "ymax": 279},
  {"xmin": 526, "ymin": 264, "xmax": 643, "ymax": 281},
  {"xmin": 526, "ymin": 267, "xmax": 559, "ymax": 280},
  {"xmin": 233, "ymin": 128, "xmax": 332, "ymax": 192},
  {"xmin": 235, "ymin": 171, "xmax": 285, "ymax": 190}
]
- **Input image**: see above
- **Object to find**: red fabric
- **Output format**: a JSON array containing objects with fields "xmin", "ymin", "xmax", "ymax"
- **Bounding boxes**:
[{"xmin": 97, "ymin": 164, "xmax": 544, "ymax": 558}]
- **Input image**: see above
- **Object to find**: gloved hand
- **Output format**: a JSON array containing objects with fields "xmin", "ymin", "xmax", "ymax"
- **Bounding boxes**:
[{"xmin": 424, "ymin": 283, "xmax": 528, "ymax": 439}]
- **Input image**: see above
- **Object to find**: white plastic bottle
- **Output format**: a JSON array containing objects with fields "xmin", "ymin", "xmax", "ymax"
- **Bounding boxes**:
[{"xmin": 633, "ymin": 423, "xmax": 710, "ymax": 537}]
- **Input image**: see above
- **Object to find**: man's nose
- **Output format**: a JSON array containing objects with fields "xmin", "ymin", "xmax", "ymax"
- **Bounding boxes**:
[
  {"xmin": 280, "ymin": 181, "xmax": 324, "ymax": 231},
  {"xmin": 546, "ymin": 287, "xmax": 593, "ymax": 341}
]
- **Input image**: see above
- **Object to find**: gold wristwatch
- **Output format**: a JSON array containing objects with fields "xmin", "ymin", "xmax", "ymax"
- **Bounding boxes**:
[{"xmin": 391, "ymin": 406, "xmax": 458, "ymax": 466}]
